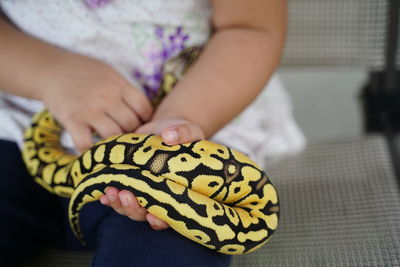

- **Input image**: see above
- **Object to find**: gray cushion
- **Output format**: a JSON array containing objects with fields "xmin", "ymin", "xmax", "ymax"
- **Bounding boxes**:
[{"xmin": 231, "ymin": 135, "xmax": 400, "ymax": 267}]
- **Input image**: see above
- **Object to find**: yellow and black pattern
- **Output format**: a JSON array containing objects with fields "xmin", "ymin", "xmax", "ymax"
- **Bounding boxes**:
[
  {"xmin": 21, "ymin": 46, "xmax": 279, "ymax": 254},
  {"xmin": 151, "ymin": 46, "xmax": 202, "ymax": 106},
  {"xmin": 22, "ymin": 110, "xmax": 279, "ymax": 254}
]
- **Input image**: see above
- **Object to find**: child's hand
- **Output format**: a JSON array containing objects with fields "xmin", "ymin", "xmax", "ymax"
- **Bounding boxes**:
[
  {"xmin": 40, "ymin": 53, "xmax": 153, "ymax": 152},
  {"xmin": 0, "ymin": 19, "xmax": 151, "ymax": 151},
  {"xmin": 99, "ymin": 117, "xmax": 205, "ymax": 230}
]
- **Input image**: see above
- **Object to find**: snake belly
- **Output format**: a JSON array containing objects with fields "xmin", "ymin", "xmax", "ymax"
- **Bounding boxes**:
[{"xmin": 22, "ymin": 110, "xmax": 280, "ymax": 255}]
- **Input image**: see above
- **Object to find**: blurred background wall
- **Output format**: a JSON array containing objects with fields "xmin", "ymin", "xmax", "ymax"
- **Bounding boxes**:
[
  {"xmin": 279, "ymin": 68, "xmax": 366, "ymax": 141},
  {"xmin": 278, "ymin": 0, "xmax": 388, "ymax": 142}
]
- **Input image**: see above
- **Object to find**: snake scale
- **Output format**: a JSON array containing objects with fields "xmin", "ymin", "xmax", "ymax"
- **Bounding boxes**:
[{"xmin": 21, "ymin": 47, "xmax": 279, "ymax": 255}]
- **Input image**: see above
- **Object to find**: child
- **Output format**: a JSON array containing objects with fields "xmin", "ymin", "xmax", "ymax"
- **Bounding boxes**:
[{"xmin": 0, "ymin": 0, "xmax": 304, "ymax": 266}]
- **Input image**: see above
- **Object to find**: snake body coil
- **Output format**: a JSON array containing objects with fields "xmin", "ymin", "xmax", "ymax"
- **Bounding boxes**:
[
  {"xmin": 22, "ymin": 47, "xmax": 279, "ymax": 254},
  {"xmin": 22, "ymin": 110, "xmax": 279, "ymax": 254}
]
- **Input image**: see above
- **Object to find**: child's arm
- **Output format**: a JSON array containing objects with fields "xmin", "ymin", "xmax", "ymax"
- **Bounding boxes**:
[
  {"xmin": 150, "ymin": 0, "xmax": 287, "ymax": 140},
  {"xmin": 0, "ymin": 17, "xmax": 153, "ymax": 151},
  {"xmin": 104, "ymin": 0, "xmax": 287, "ymax": 230}
]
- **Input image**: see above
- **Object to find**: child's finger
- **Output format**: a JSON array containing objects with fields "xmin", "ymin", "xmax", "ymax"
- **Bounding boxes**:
[
  {"xmin": 99, "ymin": 194, "xmax": 110, "ymax": 206},
  {"xmin": 162, "ymin": 122, "xmax": 205, "ymax": 146},
  {"xmin": 106, "ymin": 102, "xmax": 141, "ymax": 133},
  {"xmin": 89, "ymin": 114, "xmax": 123, "ymax": 140},
  {"xmin": 135, "ymin": 118, "xmax": 187, "ymax": 135},
  {"xmin": 105, "ymin": 186, "xmax": 125, "ymax": 215},
  {"xmin": 123, "ymin": 86, "xmax": 153, "ymax": 122},
  {"xmin": 135, "ymin": 122, "xmax": 155, "ymax": 135},
  {"xmin": 146, "ymin": 213, "xmax": 170, "ymax": 230},
  {"xmin": 118, "ymin": 190, "xmax": 148, "ymax": 221},
  {"xmin": 64, "ymin": 120, "xmax": 93, "ymax": 152}
]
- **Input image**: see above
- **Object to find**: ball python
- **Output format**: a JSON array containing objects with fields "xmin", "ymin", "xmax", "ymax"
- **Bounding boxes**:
[{"xmin": 21, "ymin": 47, "xmax": 279, "ymax": 255}]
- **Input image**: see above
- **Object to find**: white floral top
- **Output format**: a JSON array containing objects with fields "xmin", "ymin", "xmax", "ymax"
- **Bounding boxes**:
[{"xmin": 0, "ymin": 0, "xmax": 305, "ymax": 165}]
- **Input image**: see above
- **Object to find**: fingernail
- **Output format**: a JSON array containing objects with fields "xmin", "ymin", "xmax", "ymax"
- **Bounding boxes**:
[
  {"xmin": 105, "ymin": 187, "xmax": 111, "ymax": 194},
  {"xmin": 164, "ymin": 129, "xmax": 178, "ymax": 143},
  {"xmin": 121, "ymin": 197, "xmax": 129, "ymax": 207}
]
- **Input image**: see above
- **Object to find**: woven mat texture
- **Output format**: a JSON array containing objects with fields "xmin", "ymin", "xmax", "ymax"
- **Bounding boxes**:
[{"xmin": 231, "ymin": 135, "xmax": 400, "ymax": 267}]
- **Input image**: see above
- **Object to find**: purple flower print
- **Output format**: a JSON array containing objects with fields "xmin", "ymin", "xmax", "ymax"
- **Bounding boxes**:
[
  {"xmin": 133, "ymin": 25, "xmax": 190, "ymax": 100},
  {"xmin": 84, "ymin": 0, "xmax": 112, "ymax": 8},
  {"xmin": 155, "ymin": 25, "xmax": 164, "ymax": 39}
]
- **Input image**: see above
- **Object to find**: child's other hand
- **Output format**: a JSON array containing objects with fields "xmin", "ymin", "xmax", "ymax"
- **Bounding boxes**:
[
  {"xmin": 100, "ymin": 117, "xmax": 205, "ymax": 230},
  {"xmin": 40, "ymin": 53, "xmax": 153, "ymax": 152}
]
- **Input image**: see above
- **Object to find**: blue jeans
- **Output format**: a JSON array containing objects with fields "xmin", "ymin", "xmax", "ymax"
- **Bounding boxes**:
[{"xmin": 0, "ymin": 140, "xmax": 231, "ymax": 267}]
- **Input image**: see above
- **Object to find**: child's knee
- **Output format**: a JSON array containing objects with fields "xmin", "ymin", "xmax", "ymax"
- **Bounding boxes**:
[{"xmin": 93, "ymin": 212, "xmax": 231, "ymax": 267}]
